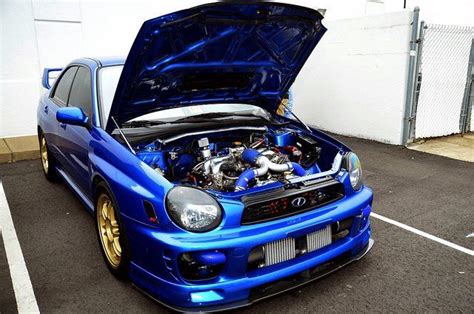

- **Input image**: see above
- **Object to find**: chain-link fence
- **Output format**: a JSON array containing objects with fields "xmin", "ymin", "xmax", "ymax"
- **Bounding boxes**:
[{"xmin": 413, "ymin": 24, "xmax": 474, "ymax": 139}]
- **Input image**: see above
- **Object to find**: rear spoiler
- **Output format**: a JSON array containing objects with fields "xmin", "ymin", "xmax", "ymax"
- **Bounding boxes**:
[{"xmin": 42, "ymin": 68, "xmax": 63, "ymax": 89}]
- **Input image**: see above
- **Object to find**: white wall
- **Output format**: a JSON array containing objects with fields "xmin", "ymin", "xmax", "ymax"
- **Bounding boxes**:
[
  {"xmin": 318, "ymin": 0, "xmax": 474, "ymax": 26},
  {"xmin": 402, "ymin": 0, "xmax": 474, "ymax": 27},
  {"xmin": 1, "ymin": 0, "xmax": 42, "ymax": 138},
  {"xmin": 1, "ymin": 0, "xmax": 318, "ymax": 138},
  {"xmin": 0, "ymin": 0, "xmax": 210, "ymax": 138},
  {"xmin": 292, "ymin": 10, "xmax": 413, "ymax": 145},
  {"xmin": 0, "ymin": 0, "xmax": 470, "ymax": 140}
]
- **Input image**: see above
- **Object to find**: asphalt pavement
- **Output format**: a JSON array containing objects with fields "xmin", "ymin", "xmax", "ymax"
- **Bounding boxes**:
[{"xmin": 0, "ymin": 135, "xmax": 473, "ymax": 313}]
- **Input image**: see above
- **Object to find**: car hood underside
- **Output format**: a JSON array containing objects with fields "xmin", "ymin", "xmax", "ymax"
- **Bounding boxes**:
[{"xmin": 106, "ymin": 2, "xmax": 326, "ymax": 132}]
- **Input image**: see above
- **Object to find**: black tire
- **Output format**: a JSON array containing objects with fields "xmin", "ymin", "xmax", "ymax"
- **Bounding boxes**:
[
  {"xmin": 38, "ymin": 132, "xmax": 58, "ymax": 182},
  {"xmin": 95, "ymin": 181, "xmax": 131, "ymax": 280}
]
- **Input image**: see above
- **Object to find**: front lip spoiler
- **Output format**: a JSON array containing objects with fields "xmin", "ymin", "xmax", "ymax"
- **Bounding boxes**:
[{"xmin": 134, "ymin": 238, "xmax": 374, "ymax": 313}]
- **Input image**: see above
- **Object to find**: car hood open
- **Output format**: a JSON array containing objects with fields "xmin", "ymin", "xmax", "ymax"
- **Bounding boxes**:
[{"xmin": 106, "ymin": 2, "xmax": 326, "ymax": 132}]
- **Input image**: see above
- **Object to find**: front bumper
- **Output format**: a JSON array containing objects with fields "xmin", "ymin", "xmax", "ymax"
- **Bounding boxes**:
[
  {"xmin": 125, "ymin": 186, "xmax": 374, "ymax": 312},
  {"xmin": 137, "ymin": 236, "xmax": 373, "ymax": 313}
]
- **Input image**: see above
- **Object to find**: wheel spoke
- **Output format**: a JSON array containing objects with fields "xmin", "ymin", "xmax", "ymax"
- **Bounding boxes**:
[
  {"xmin": 106, "ymin": 227, "xmax": 114, "ymax": 242},
  {"xmin": 40, "ymin": 138, "xmax": 49, "ymax": 172},
  {"xmin": 101, "ymin": 203, "xmax": 108, "ymax": 220},
  {"xmin": 99, "ymin": 218, "xmax": 106, "ymax": 228},
  {"xmin": 102, "ymin": 231, "xmax": 109, "ymax": 245},
  {"xmin": 112, "ymin": 238, "xmax": 122, "ymax": 256},
  {"xmin": 111, "ymin": 225, "xmax": 120, "ymax": 237},
  {"xmin": 107, "ymin": 203, "xmax": 115, "ymax": 221}
]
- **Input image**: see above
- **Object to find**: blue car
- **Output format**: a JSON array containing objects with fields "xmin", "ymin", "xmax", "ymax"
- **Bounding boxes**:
[{"xmin": 37, "ymin": 2, "xmax": 373, "ymax": 312}]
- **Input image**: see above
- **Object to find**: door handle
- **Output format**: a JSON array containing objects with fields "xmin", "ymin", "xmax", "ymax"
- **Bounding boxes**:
[
  {"xmin": 60, "ymin": 123, "xmax": 67, "ymax": 129},
  {"xmin": 44, "ymin": 105, "xmax": 49, "ymax": 114}
]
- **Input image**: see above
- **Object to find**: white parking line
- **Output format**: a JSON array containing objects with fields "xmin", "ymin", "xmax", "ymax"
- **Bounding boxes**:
[
  {"xmin": 0, "ymin": 181, "xmax": 39, "ymax": 313},
  {"xmin": 371, "ymin": 212, "xmax": 474, "ymax": 256}
]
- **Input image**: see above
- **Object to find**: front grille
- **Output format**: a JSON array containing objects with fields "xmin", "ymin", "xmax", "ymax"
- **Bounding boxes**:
[
  {"xmin": 241, "ymin": 179, "xmax": 344, "ymax": 225},
  {"xmin": 264, "ymin": 237, "xmax": 296, "ymax": 266}
]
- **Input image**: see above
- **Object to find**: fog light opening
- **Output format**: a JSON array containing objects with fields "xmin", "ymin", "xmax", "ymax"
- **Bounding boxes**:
[
  {"xmin": 248, "ymin": 246, "xmax": 265, "ymax": 270},
  {"xmin": 179, "ymin": 251, "xmax": 226, "ymax": 281},
  {"xmin": 331, "ymin": 217, "xmax": 353, "ymax": 241}
]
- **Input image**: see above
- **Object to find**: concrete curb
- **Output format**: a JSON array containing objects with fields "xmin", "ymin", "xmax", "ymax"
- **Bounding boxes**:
[{"xmin": 0, "ymin": 136, "xmax": 39, "ymax": 164}]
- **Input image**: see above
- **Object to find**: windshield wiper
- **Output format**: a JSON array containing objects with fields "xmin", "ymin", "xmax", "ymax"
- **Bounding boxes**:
[
  {"xmin": 122, "ymin": 120, "xmax": 167, "ymax": 128},
  {"xmin": 123, "ymin": 112, "xmax": 279, "ymax": 128},
  {"xmin": 174, "ymin": 112, "xmax": 268, "ymax": 122}
]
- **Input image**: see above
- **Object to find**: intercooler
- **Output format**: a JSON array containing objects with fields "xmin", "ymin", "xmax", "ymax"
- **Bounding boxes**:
[
  {"xmin": 306, "ymin": 225, "xmax": 332, "ymax": 253},
  {"xmin": 264, "ymin": 237, "xmax": 296, "ymax": 266},
  {"xmin": 263, "ymin": 225, "xmax": 332, "ymax": 267}
]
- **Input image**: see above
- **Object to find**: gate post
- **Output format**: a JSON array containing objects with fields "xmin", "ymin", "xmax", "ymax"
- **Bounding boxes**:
[
  {"xmin": 460, "ymin": 39, "xmax": 474, "ymax": 134},
  {"xmin": 402, "ymin": 7, "xmax": 420, "ymax": 146},
  {"xmin": 408, "ymin": 20, "xmax": 426, "ymax": 141}
]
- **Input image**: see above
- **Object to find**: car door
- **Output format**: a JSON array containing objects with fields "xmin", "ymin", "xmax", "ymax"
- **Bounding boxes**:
[
  {"xmin": 57, "ymin": 66, "xmax": 94, "ymax": 195},
  {"xmin": 41, "ymin": 66, "xmax": 78, "ymax": 162}
]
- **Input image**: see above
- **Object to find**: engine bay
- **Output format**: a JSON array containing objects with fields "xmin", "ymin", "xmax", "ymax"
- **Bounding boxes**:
[{"xmin": 135, "ymin": 127, "xmax": 326, "ymax": 192}]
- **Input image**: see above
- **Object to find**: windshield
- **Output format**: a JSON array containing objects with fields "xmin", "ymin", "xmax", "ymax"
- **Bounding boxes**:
[{"xmin": 98, "ymin": 65, "xmax": 124, "ymax": 126}]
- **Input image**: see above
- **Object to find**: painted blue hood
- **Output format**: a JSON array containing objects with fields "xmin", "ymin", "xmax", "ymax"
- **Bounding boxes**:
[{"xmin": 107, "ymin": 2, "xmax": 326, "ymax": 131}]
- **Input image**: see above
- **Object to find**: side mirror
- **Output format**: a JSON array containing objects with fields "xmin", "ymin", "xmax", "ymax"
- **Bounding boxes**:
[
  {"xmin": 42, "ymin": 68, "xmax": 62, "ymax": 90},
  {"xmin": 56, "ymin": 107, "xmax": 89, "ymax": 127}
]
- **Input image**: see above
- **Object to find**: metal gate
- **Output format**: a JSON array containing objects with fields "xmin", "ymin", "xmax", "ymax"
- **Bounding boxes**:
[{"xmin": 412, "ymin": 24, "xmax": 474, "ymax": 139}]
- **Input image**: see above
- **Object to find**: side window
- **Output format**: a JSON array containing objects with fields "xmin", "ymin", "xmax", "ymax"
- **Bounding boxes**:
[
  {"xmin": 68, "ymin": 67, "xmax": 92, "ymax": 118},
  {"xmin": 52, "ymin": 66, "xmax": 78, "ymax": 105}
]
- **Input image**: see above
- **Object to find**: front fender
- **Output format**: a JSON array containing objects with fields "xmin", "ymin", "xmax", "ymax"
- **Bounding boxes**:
[{"xmin": 88, "ymin": 127, "xmax": 173, "ymax": 226}]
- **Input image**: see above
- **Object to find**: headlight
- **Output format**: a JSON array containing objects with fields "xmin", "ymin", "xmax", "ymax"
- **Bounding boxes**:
[
  {"xmin": 345, "ymin": 152, "xmax": 363, "ymax": 191},
  {"xmin": 166, "ymin": 186, "xmax": 222, "ymax": 232}
]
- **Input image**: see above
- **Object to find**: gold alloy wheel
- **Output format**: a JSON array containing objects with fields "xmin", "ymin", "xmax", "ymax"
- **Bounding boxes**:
[
  {"xmin": 97, "ymin": 194, "xmax": 122, "ymax": 268},
  {"xmin": 40, "ymin": 136, "xmax": 49, "ymax": 174}
]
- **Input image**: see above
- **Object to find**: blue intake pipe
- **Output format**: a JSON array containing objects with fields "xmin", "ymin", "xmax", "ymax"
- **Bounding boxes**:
[
  {"xmin": 235, "ymin": 148, "xmax": 307, "ymax": 191},
  {"xmin": 291, "ymin": 162, "xmax": 306, "ymax": 176},
  {"xmin": 241, "ymin": 148, "xmax": 260, "ymax": 164},
  {"xmin": 234, "ymin": 169, "xmax": 256, "ymax": 191}
]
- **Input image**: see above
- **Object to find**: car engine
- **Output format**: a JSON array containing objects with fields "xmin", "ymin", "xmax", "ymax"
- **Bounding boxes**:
[{"xmin": 136, "ymin": 128, "xmax": 322, "ymax": 192}]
